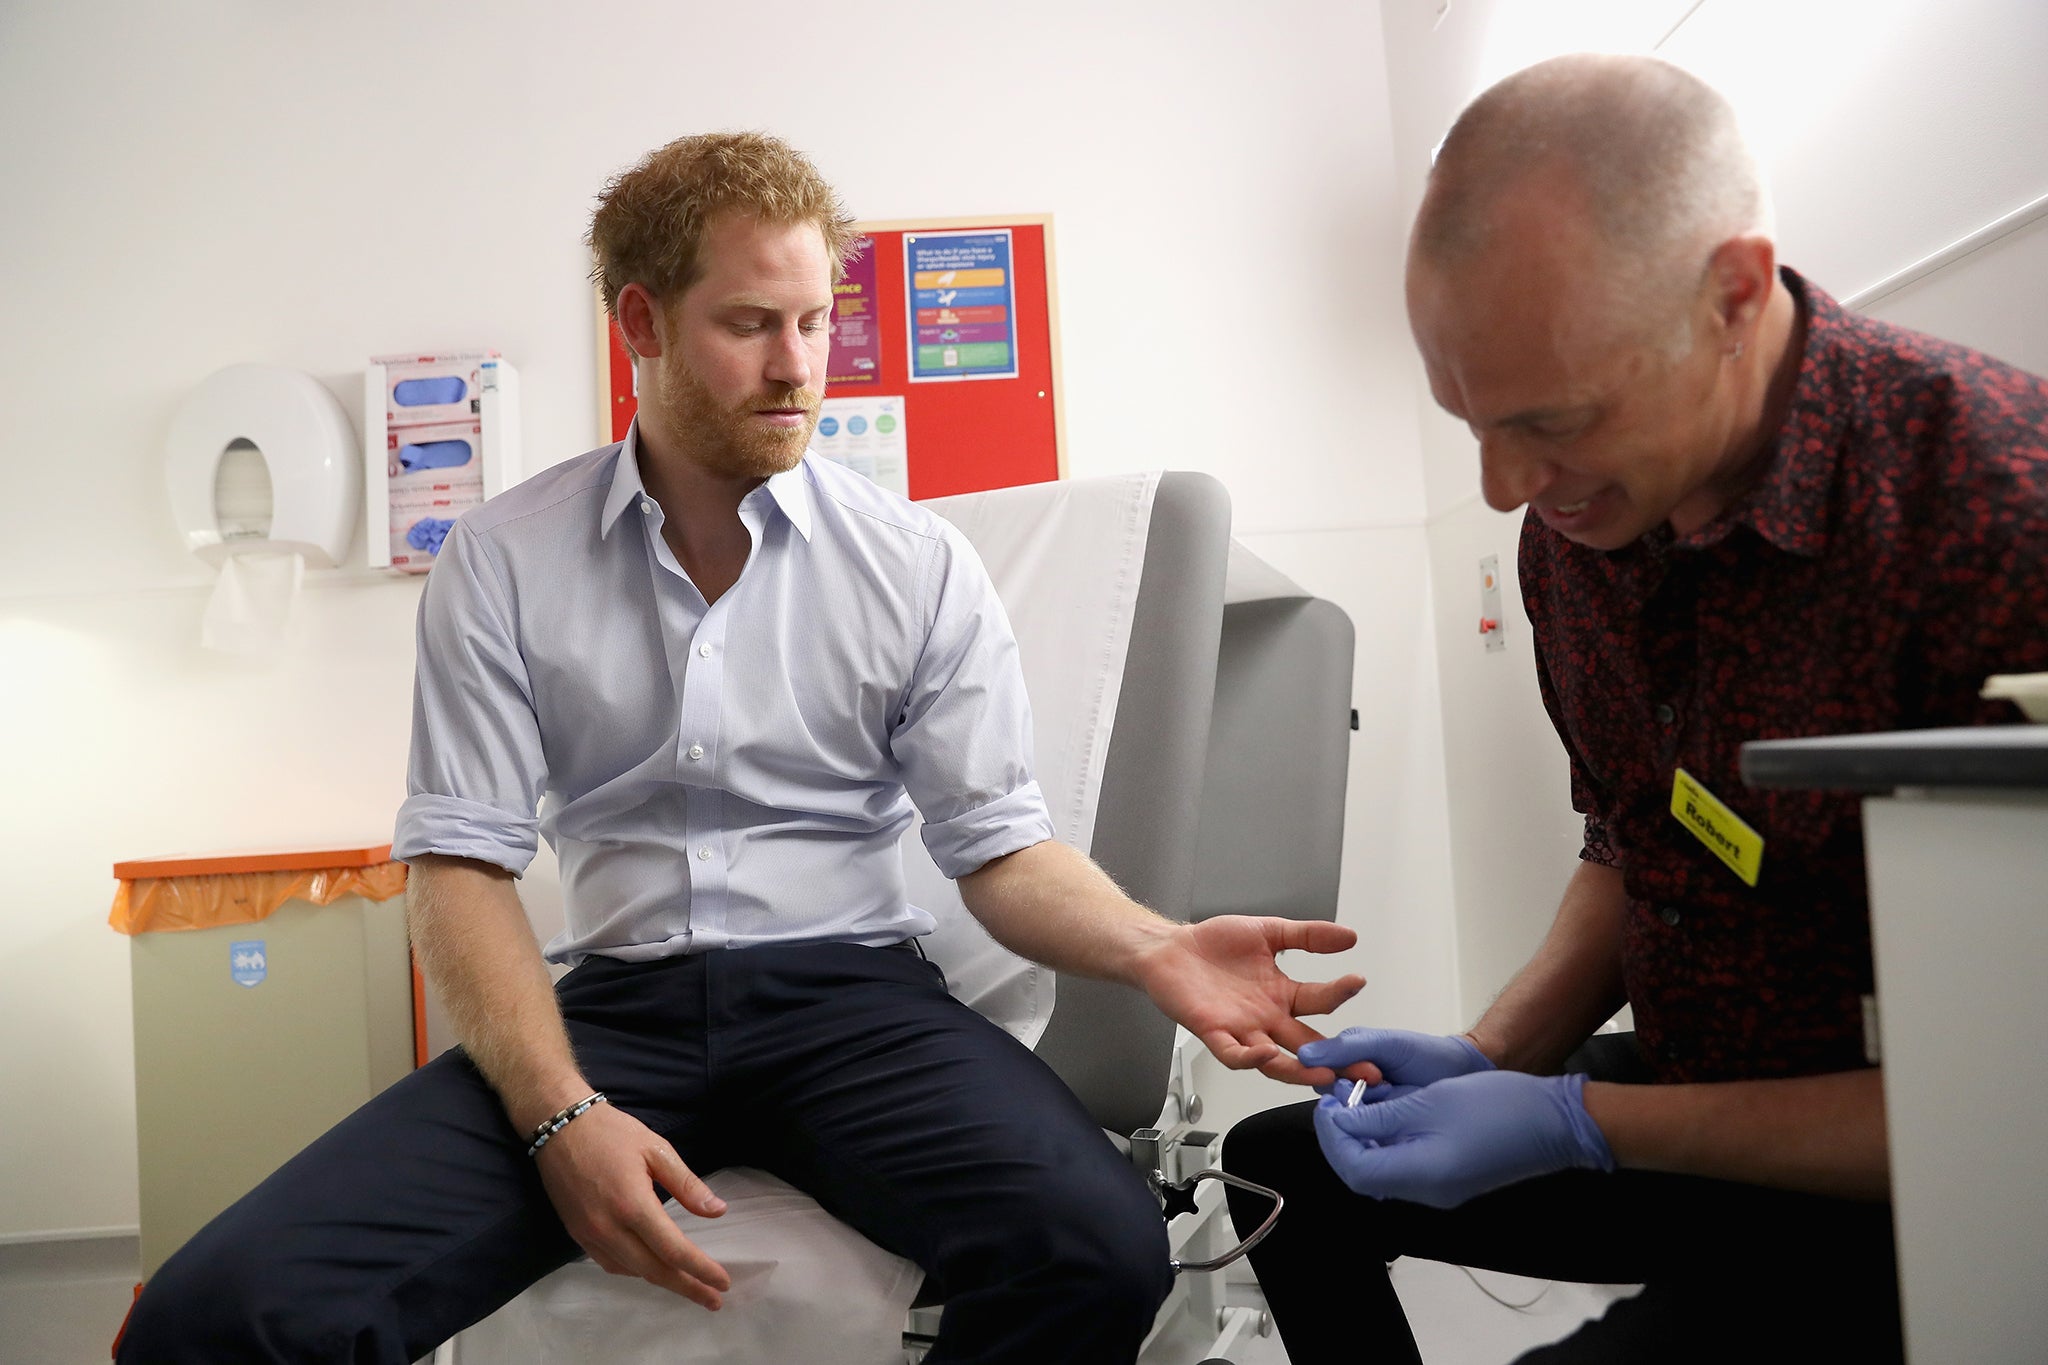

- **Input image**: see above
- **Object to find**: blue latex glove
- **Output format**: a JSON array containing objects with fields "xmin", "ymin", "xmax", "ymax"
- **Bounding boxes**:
[
  {"xmin": 406, "ymin": 517, "xmax": 456, "ymax": 556},
  {"xmin": 1313, "ymin": 1069, "xmax": 1614, "ymax": 1209},
  {"xmin": 397, "ymin": 439, "xmax": 475, "ymax": 472},
  {"xmin": 1298, "ymin": 1027, "xmax": 1493, "ymax": 1099}
]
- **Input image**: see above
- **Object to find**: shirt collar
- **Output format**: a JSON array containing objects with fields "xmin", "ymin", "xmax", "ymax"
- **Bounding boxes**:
[
  {"xmin": 598, "ymin": 418, "xmax": 814, "ymax": 542},
  {"xmin": 759, "ymin": 459, "xmax": 814, "ymax": 541},
  {"xmin": 599, "ymin": 420, "xmax": 653, "ymax": 538},
  {"xmin": 1678, "ymin": 267, "xmax": 1845, "ymax": 560}
]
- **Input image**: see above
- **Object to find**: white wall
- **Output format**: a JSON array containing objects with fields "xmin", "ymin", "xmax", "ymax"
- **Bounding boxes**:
[
  {"xmin": 13, "ymin": 0, "xmax": 2041, "ymax": 1248},
  {"xmin": 0, "ymin": 1, "xmax": 1446, "ymax": 1239},
  {"xmin": 1380, "ymin": 0, "xmax": 2048, "ymax": 1020}
]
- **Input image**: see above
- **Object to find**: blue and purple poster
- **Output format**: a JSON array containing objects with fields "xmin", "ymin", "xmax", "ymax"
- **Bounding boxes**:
[{"xmin": 905, "ymin": 229, "xmax": 1018, "ymax": 382}]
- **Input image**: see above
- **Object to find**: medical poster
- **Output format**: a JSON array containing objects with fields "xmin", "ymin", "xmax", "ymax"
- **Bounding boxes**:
[
  {"xmin": 827, "ymin": 236, "xmax": 881, "ymax": 386},
  {"xmin": 596, "ymin": 216, "xmax": 1061, "ymax": 494},
  {"xmin": 815, "ymin": 395, "xmax": 909, "ymax": 496},
  {"xmin": 905, "ymin": 229, "xmax": 1019, "ymax": 382}
]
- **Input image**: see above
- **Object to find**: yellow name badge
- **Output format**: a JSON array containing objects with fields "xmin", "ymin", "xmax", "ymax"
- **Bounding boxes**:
[{"xmin": 1670, "ymin": 769, "xmax": 1764, "ymax": 887}]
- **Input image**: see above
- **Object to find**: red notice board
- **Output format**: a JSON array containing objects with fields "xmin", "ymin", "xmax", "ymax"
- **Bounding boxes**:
[{"xmin": 595, "ymin": 216, "xmax": 1064, "ymax": 498}]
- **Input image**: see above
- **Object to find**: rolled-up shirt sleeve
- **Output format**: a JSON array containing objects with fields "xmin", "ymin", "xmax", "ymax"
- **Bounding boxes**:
[
  {"xmin": 392, "ymin": 517, "xmax": 546, "ymax": 874},
  {"xmin": 892, "ymin": 522, "xmax": 1055, "ymax": 878}
]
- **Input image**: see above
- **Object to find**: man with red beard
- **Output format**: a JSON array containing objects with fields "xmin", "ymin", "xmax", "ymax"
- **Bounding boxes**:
[{"xmin": 119, "ymin": 132, "xmax": 1363, "ymax": 1364}]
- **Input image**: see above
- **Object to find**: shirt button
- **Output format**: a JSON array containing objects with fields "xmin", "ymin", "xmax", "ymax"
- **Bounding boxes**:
[
  {"xmin": 696, "ymin": 847, "xmax": 712, "ymax": 861},
  {"xmin": 1660, "ymin": 906, "xmax": 1683, "ymax": 927},
  {"xmin": 698, "ymin": 643, "xmax": 713, "ymax": 658},
  {"xmin": 639, "ymin": 499, "xmax": 654, "ymax": 514},
  {"xmin": 1654, "ymin": 704, "xmax": 1676, "ymax": 725},
  {"xmin": 687, "ymin": 744, "xmax": 705, "ymax": 761}
]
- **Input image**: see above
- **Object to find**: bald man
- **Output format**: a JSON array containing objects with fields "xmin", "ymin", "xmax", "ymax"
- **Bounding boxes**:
[{"xmin": 1224, "ymin": 55, "xmax": 2048, "ymax": 1364}]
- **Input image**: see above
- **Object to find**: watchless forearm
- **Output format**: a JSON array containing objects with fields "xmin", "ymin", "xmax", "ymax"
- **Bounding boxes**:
[
  {"xmin": 956, "ymin": 840, "xmax": 1175, "ymax": 987},
  {"xmin": 406, "ymin": 854, "xmax": 592, "ymax": 1133},
  {"xmin": 1585, "ymin": 1067, "xmax": 1890, "ymax": 1199},
  {"xmin": 1467, "ymin": 860, "xmax": 1630, "ymax": 1073}
]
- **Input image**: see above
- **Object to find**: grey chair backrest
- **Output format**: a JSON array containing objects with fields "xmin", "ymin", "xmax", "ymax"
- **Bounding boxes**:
[
  {"xmin": 1031, "ymin": 471, "xmax": 1231, "ymax": 1139},
  {"xmin": 1190, "ymin": 595, "xmax": 1355, "ymax": 923}
]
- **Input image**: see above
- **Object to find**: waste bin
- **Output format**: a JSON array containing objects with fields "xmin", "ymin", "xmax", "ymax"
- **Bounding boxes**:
[{"xmin": 111, "ymin": 844, "xmax": 415, "ymax": 1277}]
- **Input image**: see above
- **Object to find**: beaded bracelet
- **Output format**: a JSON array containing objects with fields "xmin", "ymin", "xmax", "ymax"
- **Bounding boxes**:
[{"xmin": 525, "ymin": 1092, "xmax": 608, "ymax": 1158}]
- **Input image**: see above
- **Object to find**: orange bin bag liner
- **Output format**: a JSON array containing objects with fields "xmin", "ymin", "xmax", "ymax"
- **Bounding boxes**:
[{"xmin": 109, "ymin": 862, "xmax": 409, "ymax": 936}]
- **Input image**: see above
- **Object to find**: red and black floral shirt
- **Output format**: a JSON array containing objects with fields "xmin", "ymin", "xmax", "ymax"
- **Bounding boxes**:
[{"xmin": 1521, "ymin": 269, "xmax": 2048, "ymax": 1084}]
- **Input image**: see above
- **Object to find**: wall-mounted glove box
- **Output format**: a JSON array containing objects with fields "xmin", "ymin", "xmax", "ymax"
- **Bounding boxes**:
[{"xmin": 363, "ymin": 351, "xmax": 522, "ymax": 573}]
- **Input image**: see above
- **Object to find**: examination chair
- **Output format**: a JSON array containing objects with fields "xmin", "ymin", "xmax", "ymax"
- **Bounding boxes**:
[{"xmin": 441, "ymin": 470, "xmax": 1354, "ymax": 1364}]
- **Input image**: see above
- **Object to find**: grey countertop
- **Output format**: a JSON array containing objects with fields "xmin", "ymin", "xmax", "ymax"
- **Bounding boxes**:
[{"xmin": 1741, "ymin": 725, "xmax": 2048, "ymax": 792}]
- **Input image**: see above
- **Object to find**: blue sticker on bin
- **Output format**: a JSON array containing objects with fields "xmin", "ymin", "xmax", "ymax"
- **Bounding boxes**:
[
  {"xmin": 393, "ymin": 376, "xmax": 469, "ymax": 407},
  {"xmin": 230, "ymin": 939, "xmax": 267, "ymax": 988},
  {"xmin": 397, "ymin": 439, "xmax": 474, "ymax": 472}
]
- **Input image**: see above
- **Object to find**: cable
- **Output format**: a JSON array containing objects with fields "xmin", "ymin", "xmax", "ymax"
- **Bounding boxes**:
[{"xmin": 1458, "ymin": 1264, "xmax": 1554, "ymax": 1311}]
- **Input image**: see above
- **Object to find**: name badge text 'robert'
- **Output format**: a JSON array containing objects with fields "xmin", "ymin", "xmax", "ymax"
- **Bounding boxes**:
[{"xmin": 1670, "ymin": 769, "xmax": 1764, "ymax": 887}]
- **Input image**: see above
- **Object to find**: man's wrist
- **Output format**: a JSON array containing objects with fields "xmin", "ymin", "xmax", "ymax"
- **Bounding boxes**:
[
  {"xmin": 525, "ymin": 1092, "xmax": 610, "ymax": 1157},
  {"xmin": 1121, "ymin": 913, "xmax": 1189, "ymax": 993},
  {"xmin": 505, "ymin": 1074, "xmax": 602, "ymax": 1136},
  {"xmin": 1558, "ymin": 1073, "xmax": 1617, "ymax": 1172},
  {"xmin": 1459, "ymin": 1028, "xmax": 1505, "ymax": 1068},
  {"xmin": 1451, "ymin": 1032, "xmax": 1497, "ymax": 1072}
]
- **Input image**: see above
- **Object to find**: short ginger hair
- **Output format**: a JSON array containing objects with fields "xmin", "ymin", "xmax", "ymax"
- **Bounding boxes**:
[{"xmin": 587, "ymin": 131, "xmax": 861, "ymax": 321}]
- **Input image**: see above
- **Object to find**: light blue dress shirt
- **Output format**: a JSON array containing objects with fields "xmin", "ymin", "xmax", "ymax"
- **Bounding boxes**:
[{"xmin": 393, "ymin": 425, "xmax": 1054, "ymax": 964}]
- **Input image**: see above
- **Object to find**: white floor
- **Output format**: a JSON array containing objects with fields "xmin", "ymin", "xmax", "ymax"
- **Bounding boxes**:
[
  {"xmin": 1388, "ymin": 1261, "xmax": 1639, "ymax": 1365},
  {"xmin": 3, "ymin": 1233, "xmax": 1636, "ymax": 1365},
  {"xmin": 0, "ymin": 1236, "xmax": 141, "ymax": 1365},
  {"xmin": 1137, "ymin": 1262, "xmax": 1637, "ymax": 1365}
]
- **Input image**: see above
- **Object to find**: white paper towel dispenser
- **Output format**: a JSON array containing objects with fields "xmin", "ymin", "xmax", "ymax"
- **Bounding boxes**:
[{"xmin": 165, "ymin": 364, "xmax": 359, "ymax": 569}]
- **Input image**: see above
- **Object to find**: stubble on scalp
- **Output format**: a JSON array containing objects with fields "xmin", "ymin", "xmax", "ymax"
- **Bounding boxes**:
[{"xmin": 1412, "ymin": 54, "xmax": 1769, "ymax": 360}]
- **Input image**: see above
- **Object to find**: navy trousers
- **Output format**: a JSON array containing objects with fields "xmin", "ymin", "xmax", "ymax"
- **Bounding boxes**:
[
  {"xmin": 1223, "ymin": 1099, "xmax": 1903, "ymax": 1364},
  {"xmin": 119, "ymin": 942, "xmax": 1170, "ymax": 1364}
]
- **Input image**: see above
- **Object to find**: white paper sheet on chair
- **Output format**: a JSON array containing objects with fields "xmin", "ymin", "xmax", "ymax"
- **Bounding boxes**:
[
  {"xmin": 452, "ymin": 1168, "xmax": 924, "ymax": 1365},
  {"xmin": 910, "ymin": 470, "xmax": 1159, "ymax": 1047}
]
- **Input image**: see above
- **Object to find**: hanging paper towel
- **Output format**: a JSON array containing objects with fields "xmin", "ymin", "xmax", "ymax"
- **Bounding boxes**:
[
  {"xmin": 164, "ymin": 365, "xmax": 358, "ymax": 652},
  {"xmin": 198, "ymin": 551, "xmax": 305, "ymax": 653}
]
